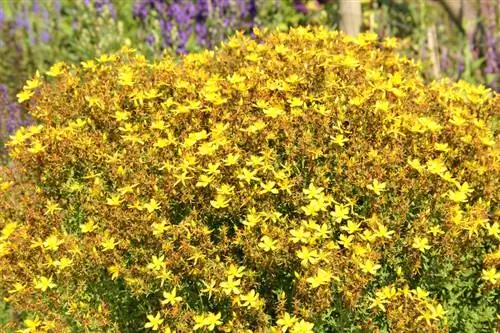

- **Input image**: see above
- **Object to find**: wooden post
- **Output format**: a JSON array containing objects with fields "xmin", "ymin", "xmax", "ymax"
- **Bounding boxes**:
[{"xmin": 339, "ymin": 0, "xmax": 362, "ymax": 36}]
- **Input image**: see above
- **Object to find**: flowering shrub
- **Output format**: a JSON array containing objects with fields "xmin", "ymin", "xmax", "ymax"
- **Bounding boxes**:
[{"xmin": 1, "ymin": 27, "xmax": 498, "ymax": 332}]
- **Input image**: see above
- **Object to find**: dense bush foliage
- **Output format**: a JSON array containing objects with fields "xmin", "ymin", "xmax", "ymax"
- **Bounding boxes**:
[
  {"xmin": 0, "ymin": 27, "xmax": 498, "ymax": 332},
  {"xmin": 1, "ymin": 1, "xmax": 497, "ymax": 162}
]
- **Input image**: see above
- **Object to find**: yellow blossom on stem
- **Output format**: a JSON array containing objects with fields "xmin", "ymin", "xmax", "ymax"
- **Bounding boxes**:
[
  {"xmin": 412, "ymin": 236, "xmax": 431, "ymax": 253},
  {"xmin": 161, "ymin": 287, "xmax": 183, "ymax": 306},
  {"xmin": 145, "ymin": 312, "xmax": 164, "ymax": 331},
  {"xmin": 34, "ymin": 276, "xmax": 57, "ymax": 292},
  {"xmin": 367, "ymin": 179, "xmax": 387, "ymax": 195}
]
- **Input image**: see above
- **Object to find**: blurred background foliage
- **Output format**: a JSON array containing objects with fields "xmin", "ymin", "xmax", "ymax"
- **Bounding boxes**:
[{"xmin": 0, "ymin": 0, "xmax": 498, "ymax": 159}]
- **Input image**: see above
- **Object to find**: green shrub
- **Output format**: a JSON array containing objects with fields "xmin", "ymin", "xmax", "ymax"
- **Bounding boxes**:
[{"xmin": 0, "ymin": 26, "xmax": 498, "ymax": 332}]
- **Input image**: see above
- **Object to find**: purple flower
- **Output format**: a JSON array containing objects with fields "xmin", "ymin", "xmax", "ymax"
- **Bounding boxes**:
[
  {"xmin": 294, "ymin": 0, "xmax": 308, "ymax": 14},
  {"xmin": 146, "ymin": 33, "xmax": 155, "ymax": 45},
  {"xmin": 133, "ymin": 1, "xmax": 149, "ymax": 19},
  {"xmin": 40, "ymin": 30, "xmax": 51, "ymax": 43},
  {"xmin": 53, "ymin": 0, "xmax": 61, "ymax": 14},
  {"xmin": 0, "ymin": 6, "xmax": 4, "ymax": 30},
  {"xmin": 248, "ymin": 0, "xmax": 257, "ymax": 24},
  {"xmin": 195, "ymin": 22, "xmax": 208, "ymax": 46},
  {"xmin": 159, "ymin": 19, "xmax": 173, "ymax": 47},
  {"xmin": 33, "ymin": 0, "xmax": 41, "ymax": 13},
  {"xmin": 15, "ymin": 11, "xmax": 27, "ymax": 30},
  {"xmin": 132, "ymin": 0, "xmax": 261, "ymax": 53},
  {"xmin": 196, "ymin": 0, "xmax": 209, "ymax": 21},
  {"xmin": 0, "ymin": 84, "xmax": 30, "ymax": 143},
  {"xmin": 99, "ymin": 0, "xmax": 117, "ymax": 18}
]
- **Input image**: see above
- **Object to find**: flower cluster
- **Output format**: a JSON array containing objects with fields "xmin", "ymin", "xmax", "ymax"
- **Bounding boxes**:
[{"xmin": 0, "ymin": 27, "xmax": 498, "ymax": 332}]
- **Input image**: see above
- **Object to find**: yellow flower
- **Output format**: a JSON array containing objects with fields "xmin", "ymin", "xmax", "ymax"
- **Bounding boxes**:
[
  {"xmin": 447, "ymin": 190, "xmax": 468, "ymax": 203},
  {"xmin": 210, "ymin": 194, "xmax": 230, "ymax": 209},
  {"xmin": 161, "ymin": 287, "xmax": 183, "ymax": 306},
  {"xmin": 118, "ymin": 66, "xmax": 134, "ymax": 86},
  {"xmin": 46, "ymin": 61, "xmax": 65, "ymax": 76},
  {"xmin": 258, "ymin": 235, "xmax": 278, "ymax": 252},
  {"xmin": 219, "ymin": 276, "xmax": 241, "ymax": 295},
  {"xmin": 331, "ymin": 134, "xmax": 349, "ymax": 146},
  {"xmin": 22, "ymin": 315, "xmax": 42, "ymax": 332},
  {"xmin": 428, "ymin": 225, "xmax": 444, "ymax": 237},
  {"xmin": 434, "ymin": 142, "xmax": 450, "ymax": 152},
  {"xmin": 338, "ymin": 234, "xmax": 354, "ymax": 249},
  {"xmin": 144, "ymin": 198, "xmax": 161, "ymax": 213},
  {"xmin": 259, "ymin": 181, "xmax": 279, "ymax": 194},
  {"xmin": 302, "ymin": 183, "xmax": 324, "ymax": 200},
  {"xmin": 239, "ymin": 289, "xmax": 261, "ymax": 308},
  {"xmin": 340, "ymin": 220, "xmax": 362, "ymax": 234},
  {"xmin": 426, "ymin": 158, "xmax": 447, "ymax": 175},
  {"xmin": 173, "ymin": 171, "xmax": 193, "ymax": 187},
  {"xmin": 290, "ymin": 227, "xmax": 311, "ymax": 244},
  {"xmin": 80, "ymin": 218, "xmax": 98, "ymax": 233},
  {"xmin": 330, "ymin": 204, "xmax": 350, "ymax": 223},
  {"xmin": 114, "ymin": 111, "xmax": 131, "ymax": 122},
  {"xmin": 242, "ymin": 209, "xmax": 261, "ymax": 228},
  {"xmin": 296, "ymin": 246, "xmax": 319, "ymax": 267},
  {"xmin": 223, "ymin": 153, "xmax": 240, "ymax": 166},
  {"xmin": 485, "ymin": 222, "xmax": 499, "ymax": 239},
  {"xmin": 45, "ymin": 200, "xmax": 62, "ymax": 215},
  {"xmin": 306, "ymin": 268, "xmax": 332, "ymax": 288},
  {"xmin": 413, "ymin": 287, "xmax": 430, "ymax": 299},
  {"xmin": 43, "ymin": 234, "xmax": 64, "ymax": 251},
  {"xmin": 156, "ymin": 268, "xmax": 172, "ymax": 287},
  {"xmin": 382, "ymin": 36, "xmax": 399, "ymax": 48},
  {"xmin": 276, "ymin": 312, "xmax": 298, "ymax": 331},
  {"xmin": 53, "ymin": 257, "xmax": 73, "ymax": 271},
  {"xmin": 101, "ymin": 236, "xmax": 118, "ymax": 251},
  {"xmin": 151, "ymin": 220, "xmax": 169, "ymax": 237},
  {"xmin": 81, "ymin": 59, "xmax": 97, "ymax": 71},
  {"xmin": 145, "ymin": 312, "xmax": 164, "ymax": 330},
  {"xmin": 237, "ymin": 168, "xmax": 260, "ymax": 184},
  {"xmin": 27, "ymin": 140, "xmax": 46, "ymax": 154},
  {"xmin": 481, "ymin": 267, "xmax": 499, "ymax": 284},
  {"xmin": 23, "ymin": 71, "xmax": 41, "ymax": 91},
  {"xmin": 8, "ymin": 282, "xmax": 25, "ymax": 294},
  {"xmin": 34, "ymin": 276, "xmax": 57, "ymax": 292},
  {"xmin": 226, "ymin": 264, "xmax": 246, "ymax": 278},
  {"xmin": 200, "ymin": 279, "xmax": 217, "ymax": 299},
  {"xmin": 147, "ymin": 255, "xmax": 166, "ymax": 271},
  {"xmin": 193, "ymin": 312, "xmax": 222, "ymax": 331},
  {"xmin": 106, "ymin": 194, "xmax": 123, "ymax": 206},
  {"xmin": 412, "ymin": 236, "xmax": 431, "ymax": 253},
  {"xmin": 359, "ymin": 259, "xmax": 381, "ymax": 275},
  {"xmin": 1, "ymin": 222, "xmax": 18, "ymax": 240},
  {"xmin": 314, "ymin": 223, "xmax": 331, "ymax": 240},
  {"xmin": 196, "ymin": 174, "xmax": 214, "ymax": 188},
  {"xmin": 426, "ymin": 303, "xmax": 446, "ymax": 320},
  {"xmin": 374, "ymin": 223, "xmax": 395, "ymax": 239},
  {"xmin": 407, "ymin": 158, "xmax": 424, "ymax": 173},
  {"xmin": 291, "ymin": 319, "xmax": 314, "ymax": 333},
  {"xmin": 263, "ymin": 106, "xmax": 285, "ymax": 118},
  {"xmin": 367, "ymin": 179, "xmax": 387, "ymax": 195},
  {"xmin": 108, "ymin": 265, "xmax": 120, "ymax": 280}
]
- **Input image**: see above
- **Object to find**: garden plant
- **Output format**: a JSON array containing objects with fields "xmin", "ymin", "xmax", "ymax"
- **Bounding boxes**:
[
  {"xmin": 0, "ymin": 26, "xmax": 498, "ymax": 332},
  {"xmin": 1, "ymin": 1, "xmax": 497, "ymax": 163}
]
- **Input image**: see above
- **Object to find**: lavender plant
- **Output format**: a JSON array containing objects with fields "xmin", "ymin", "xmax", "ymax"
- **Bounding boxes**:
[
  {"xmin": 0, "ymin": 84, "xmax": 30, "ymax": 162},
  {"xmin": 0, "ymin": 0, "xmax": 129, "ymax": 94},
  {"xmin": 133, "ymin": 0, "xmax": 261, "ymax": 53}
]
